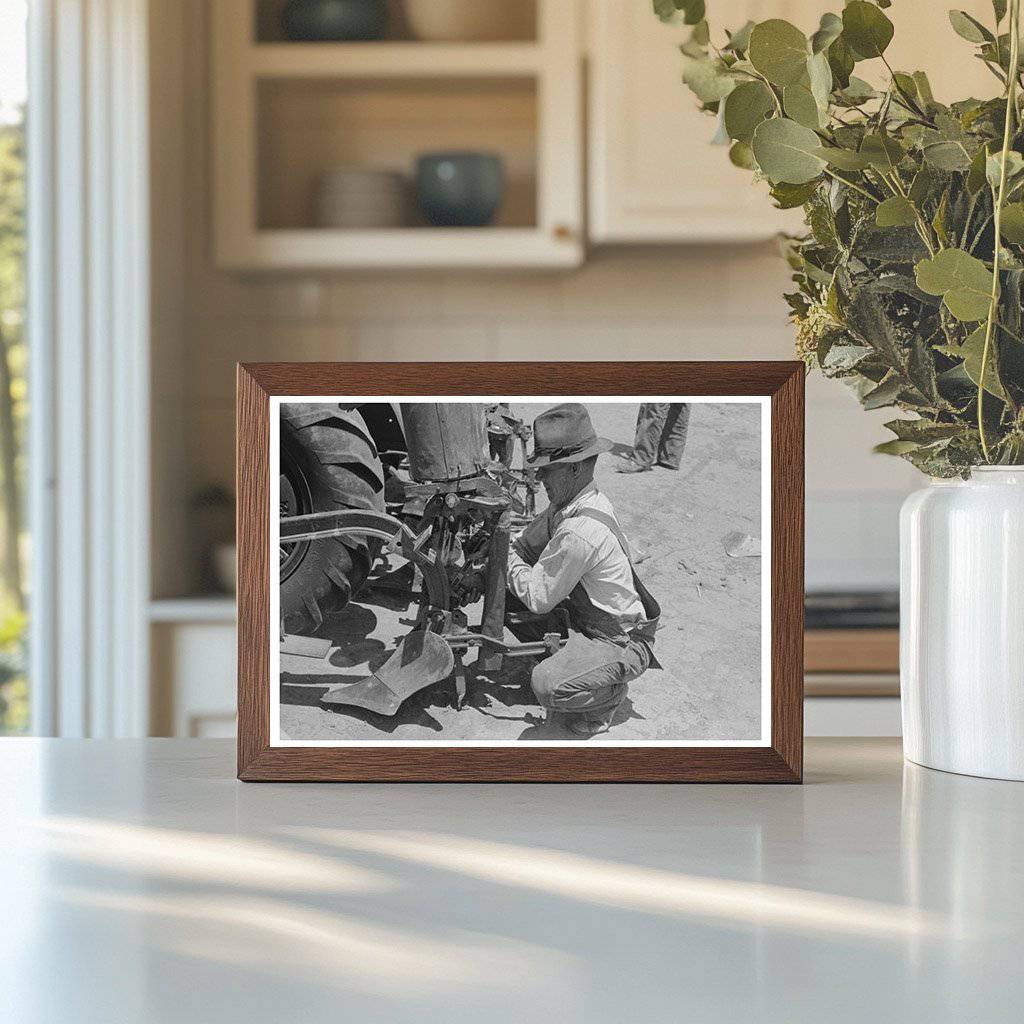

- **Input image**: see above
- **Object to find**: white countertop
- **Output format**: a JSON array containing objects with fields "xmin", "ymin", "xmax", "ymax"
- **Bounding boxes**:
[{"xmin": 2, "ymin": 738, "xmax": 1021, "ymax": 1023}]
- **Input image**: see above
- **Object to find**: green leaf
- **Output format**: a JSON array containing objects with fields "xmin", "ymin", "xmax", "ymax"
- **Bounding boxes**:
[
  {"xmin": 654, "ymin": 0, "xmax": 705, "ymax": 25},
  {"xmin": 932, "ymin": 190, "xmax": 950, "ymax": 247},
  {"xmin": 728, "ymin": 140, "xmax": 757, "ymax": 169},
  {"xmin": 814, "ymin": 145, "xmax": 872, "ymax": 170},
  {"xmin": 689, "ymin": 20, "xmax": 710, "ymax": 46},
  {"xmin": 874, "ymin": 439, "xmax": 922, "ymax": 455},
  {"xmin": 967, "ymin": 143, "xmax": 993, "ymax": 193},
  {"xmin": 855, "ymin": 226, "xmax": 929, "ymax": 263},
  {"xmin": 948, "ymin": 10, "xmax": 993, "ymax": 44},
  {"xmin": 748, "ymin": 19, "xmax": 810, "ymax": 87},
  {"xmin": 986, "ymin": 150, "xmax": 1024, "ymax": 190},
  {"xmin": 827, "ymin": 35, "xmax": 855, "ymax": 89},
  {"xmin": 875, "ymin": 196, "xmax": 918, "ymax": 228},
  {"xmin": 846, "ymin": 285, "xmax": 913, "ymax": 375},
  {"xmin": 807, "ymin": 51, "xmax": 833, "ymax": 110},
  {"xmin": 822, "ymin": 342, "xmax": 873, "ymax": 373},
  {"xmin": 862, "ymin": 375, "xmax": 902, "ymax": 409},
  {"xmin": 681, "ymin": 55, "xmax": 737, "ymax": 103},
  {"xmin": 653, "ymin": 0, "xmax": 676, "ymax": 23},
  {"xmin": 710, "ymin": 108, "xmax": 731, "ymax": 145},
  {"xmin": 810, "ymin": 12, "xmax": 843, "ymax": 54},
  {"xmin": 724, "ymin": 20, "xmax": 755, "ymax": 53},
  {"xmin": 783, "ymin": 83, "xmax": 822, "ymax": 128},
  {"xmin": 842, "ymin": 1, "xmax": 894, "ymax": 60},
  {"xmin": 752, "ymin": 117, "xmax": 827, "ymax": 184},
  {"xmin": 892, "ymin": 72, "xmax": 919, "ymax": 103},
  {"xmin": 885, "ymin": 419, "xmax": 963, "ymax": 443},
  {"xmin": 836, "ymin": 75, "xmax": 877, "ymax": 104},
  {"xmin": 1000, "ymin": 202, "xmax": 1024, "ymax": 242},
  {"xmin": 723, "ymin": 81, "xmax": 775, "ymax": 143},
  {"xmin": 915, "ymin": 249, "xmax": 994, "ymax": 321},
  {"xmin": 908, "ymin": 334, "xmax": 941, "ymax": 403},
  {"xmin": 993, "ymin": 0, "xmax": 1008, "ymax": 24},
  {"xmin": 959, "ymin": 324, "xmax": 1007, "ymax": 398},
  {"xmin": 912, "ymin": 71, "xmax": 935, "ymax": 105},
  {"xmin": 860, "ymin": 133, "xmax": 905, "ymax": 173},
  {"xmin": 770, "ymin": 179, "xmax": 820, "ymax": 209},
  {"xmin": 681, "ymin": 0, "xmax": 705, "ymax": 25},
  {"xmin": 923, "ymin": 141, "xmax": 973, "ymax": 171},
  {"xmin": 909, "ymin": 165, "xmax": 936, "ymax": 205}
]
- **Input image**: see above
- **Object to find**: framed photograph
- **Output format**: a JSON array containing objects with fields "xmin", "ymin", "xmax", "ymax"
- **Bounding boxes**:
[{"xmin": 237, "ymin": 362, "xmax": 803, "ymax": 782}]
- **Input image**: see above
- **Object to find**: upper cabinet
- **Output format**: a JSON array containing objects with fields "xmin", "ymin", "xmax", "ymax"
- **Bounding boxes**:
[
  {"xmin": 587, "ymin": 0, "xmax": 815, "ymax": 243},
  {"xmin": 211, "ymin": 0, "xmax": 584, "ymax": 269},
  {"xmin": 209, "ymin": 1, "xmax": 1007, "ymax": 266},
  {"xmin": 586, "ymin": 0, "xmax": 1001, "ymax": 245}
]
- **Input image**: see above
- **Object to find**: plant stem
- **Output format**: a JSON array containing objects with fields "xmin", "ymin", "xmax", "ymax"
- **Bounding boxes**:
[
  {"xmin": 821, "ymin": 167, "xmax": 879, "ymax": 203},
  {"xmin": 979, "ymin": 0, "xmax": 1021, "ymax": 462}
]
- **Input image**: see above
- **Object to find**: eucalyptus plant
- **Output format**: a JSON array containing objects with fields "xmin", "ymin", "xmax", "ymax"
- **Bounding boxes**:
[{"xmin": 659, "ymin": 0, "xmax": 1024, "ymax": 475}]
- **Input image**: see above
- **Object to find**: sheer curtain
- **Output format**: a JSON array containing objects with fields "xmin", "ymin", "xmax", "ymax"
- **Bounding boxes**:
[{"xmin": 28, "ymin": 0, "xmax": 150, "ymax": 736}]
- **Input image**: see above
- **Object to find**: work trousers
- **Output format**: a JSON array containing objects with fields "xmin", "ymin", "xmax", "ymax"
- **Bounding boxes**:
[
  {"xmin": 508, "ymin": 598, "xmax": 651, "ymax": 713},
  {"xmin": 633, "ymin": 403, "xmax": 690, "ymax": 470}
]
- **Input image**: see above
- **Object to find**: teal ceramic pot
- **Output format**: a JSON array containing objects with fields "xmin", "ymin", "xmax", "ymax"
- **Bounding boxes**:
[
  {"xmin": 415, "ymin": 152, "xmax": 505, "ymax": 227},
  {"xmin": 281, "ymin": 0, "xmax": 388, "ymax": 42}
]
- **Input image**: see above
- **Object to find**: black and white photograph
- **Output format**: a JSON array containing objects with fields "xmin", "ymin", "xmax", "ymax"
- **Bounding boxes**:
[{"xmin": 271, "ymin": 397, "xmax": 769, "ymax": 745}]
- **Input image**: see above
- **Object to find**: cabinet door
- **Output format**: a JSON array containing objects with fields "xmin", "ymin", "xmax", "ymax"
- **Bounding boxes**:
[
  {"xmin": 588, "ymin": 1, "xmax": 1003, "ymax": 245},
  {"xmin": 588, "ymin": 1, "xmax": 814, "ymax": 243}
]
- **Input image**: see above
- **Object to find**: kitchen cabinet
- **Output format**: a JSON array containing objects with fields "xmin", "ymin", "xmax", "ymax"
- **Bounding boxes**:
[
  {"xmin": 211, "ymin": 0, "xmax": 583, "ymax": 269},
  {"xmin": 587, "ymin": 0, "xmax": 999, "ymax": 244},
  {"xmin": 587, "ymin": 1, "xmax": 812, "ymax": 243}
]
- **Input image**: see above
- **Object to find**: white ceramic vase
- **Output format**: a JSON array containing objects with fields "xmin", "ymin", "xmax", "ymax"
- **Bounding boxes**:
[{"xmin": 900, "ymin": 467, "xmax": 1024, "ymax": 780}]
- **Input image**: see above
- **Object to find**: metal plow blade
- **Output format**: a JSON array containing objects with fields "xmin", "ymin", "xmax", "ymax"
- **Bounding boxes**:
[{"xmin": 320, "ymin": 630, "xmax": 455, "ymax": 716}]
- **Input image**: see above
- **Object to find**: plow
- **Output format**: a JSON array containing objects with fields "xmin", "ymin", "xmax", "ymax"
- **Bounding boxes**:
[{"xmin": 279, "ymin": 401, "xmax": 567, "ymax": 717}]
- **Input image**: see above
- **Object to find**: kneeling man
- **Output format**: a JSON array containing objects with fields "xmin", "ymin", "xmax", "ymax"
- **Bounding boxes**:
[{"xmin": 508, "ymin": 404, "xmax": 659, "ymax": 737}]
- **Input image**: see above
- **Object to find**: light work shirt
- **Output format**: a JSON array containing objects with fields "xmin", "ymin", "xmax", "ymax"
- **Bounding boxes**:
[{"xmin": 508, "ymin": 485, "xmax": 644, "ymax": 627}]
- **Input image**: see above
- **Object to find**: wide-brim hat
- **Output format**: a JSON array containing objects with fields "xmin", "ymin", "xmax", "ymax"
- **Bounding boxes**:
[{"xmin": 527, "ymin": 403, "xmax": 614, "ymax": 467}]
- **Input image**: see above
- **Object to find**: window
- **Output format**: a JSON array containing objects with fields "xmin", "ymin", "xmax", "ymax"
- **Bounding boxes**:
[{"xmin": 0, "ymin": 0, "xmax": 28, "ymax": 734}]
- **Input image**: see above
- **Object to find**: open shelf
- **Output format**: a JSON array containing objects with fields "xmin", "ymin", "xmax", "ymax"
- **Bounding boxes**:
[
  {"xmin": 254, "ymin": 0, "xmax": 538, "ymax": 45},
  {"xmin": 257, "ymin": 76, "xmax": 537, "ymax": 232},
  {"xmin": 213, "ymin": 0, "xmax": 581, "ymax": 268}
]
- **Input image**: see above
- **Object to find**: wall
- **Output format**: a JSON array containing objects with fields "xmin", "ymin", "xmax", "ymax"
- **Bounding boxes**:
[{"xmin": 152, "ymin": 0, "xmax": 919, "ymax": 599}]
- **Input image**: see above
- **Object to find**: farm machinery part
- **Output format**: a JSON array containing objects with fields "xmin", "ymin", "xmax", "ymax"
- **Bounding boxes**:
[{"xmin": 278, "ymin": 402, "xmax": 563, "ymax": 716}]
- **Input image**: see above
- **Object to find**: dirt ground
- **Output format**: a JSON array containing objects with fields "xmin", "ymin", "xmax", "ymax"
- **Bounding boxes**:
[{"xmin": 280, "ymin": 401, "xmax": 763, "ymax": 742}]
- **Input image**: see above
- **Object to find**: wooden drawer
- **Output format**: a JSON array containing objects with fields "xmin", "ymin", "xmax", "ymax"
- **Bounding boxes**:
[{"xmin": 805, "ymin": 629, "xmax": 899, "ymax": 674}]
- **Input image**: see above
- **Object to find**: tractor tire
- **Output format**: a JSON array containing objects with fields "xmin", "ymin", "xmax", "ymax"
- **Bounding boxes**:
[{"xmin": 279, "ymin": 403, "xmax": 386, "ymax": 635}]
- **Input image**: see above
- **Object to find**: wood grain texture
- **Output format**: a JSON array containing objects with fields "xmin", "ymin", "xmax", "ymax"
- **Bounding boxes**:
[
  {"xmin": 237, "ymin": 365, "xmax": 271, "ymax": 778},
  {"xmin": 236, "ymin": 362, "xmax": 805, "ymax": 783}
]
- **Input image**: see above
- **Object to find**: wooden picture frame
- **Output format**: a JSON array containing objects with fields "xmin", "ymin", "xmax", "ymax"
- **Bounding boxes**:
[{"xmin": 237, "ymin": 362, "xmax": 804, "ymax": 782}]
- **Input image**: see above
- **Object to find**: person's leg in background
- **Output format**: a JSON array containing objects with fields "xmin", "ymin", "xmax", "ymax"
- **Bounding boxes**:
[
  {"xmin": 657, "ymin": 402, "xmax": 691, "ymax": 470},
  {"xmin": 618, "ymin": 403, "xmax": 669, "ymax": 473}
]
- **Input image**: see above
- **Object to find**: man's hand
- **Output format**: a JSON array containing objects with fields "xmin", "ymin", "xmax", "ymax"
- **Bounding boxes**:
[{"xmin": 460, "ymin": 567, "xmax": 487, "ymax": 606}]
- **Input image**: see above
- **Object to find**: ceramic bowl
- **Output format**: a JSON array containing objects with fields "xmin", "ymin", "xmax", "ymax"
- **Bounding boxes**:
[
  {"xmin": 315, "ymin": 168, "xmax": 409, "ymax": 228},
  {"xmin": 403, "ymin": 0, "xmax": 534, "ymax": 42},
  {"xmin": 281, "ymin": 0, "xmax": 388, "ymax": 42},
  {"xmin": 414, "ymin": 152, "xmax": 505, "ymax": 228}
]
